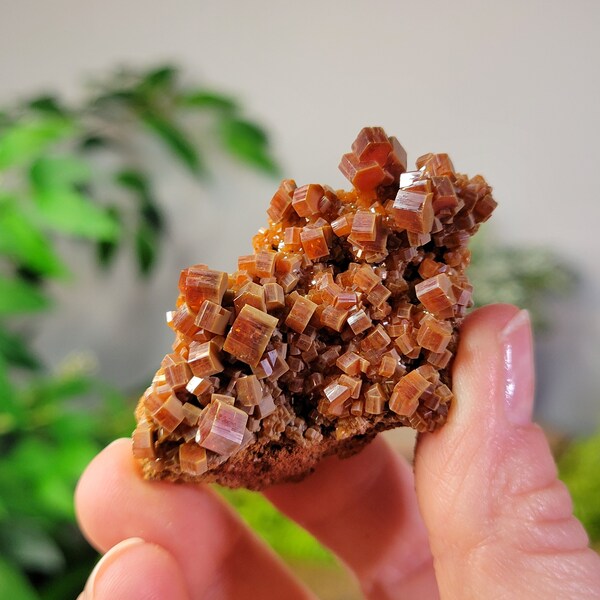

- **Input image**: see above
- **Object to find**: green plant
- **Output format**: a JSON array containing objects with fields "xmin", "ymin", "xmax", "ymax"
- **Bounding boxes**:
[
  {"xmin": 468, "ymin": 227, "xmax": 576, "ymax": 330},
  {"xmin": 559, "ymin": 428, "xmax": 600, "ymax": 547},
  {"xmin": 0, "ymin": 64, "xmax": 279, "ymax": 600},
  {"xmin": 219, "ymin": 488, "xmax": 333, "ymax": 563}
]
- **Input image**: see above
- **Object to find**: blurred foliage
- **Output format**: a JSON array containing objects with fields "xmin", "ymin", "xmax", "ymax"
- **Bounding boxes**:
[
  {"xmin": 219, "ymin": 488, "xmax": 333, "ymax": 563},
  {"xmin": 559, "ymin": 428, "xmax": 600, "ymax": 545},
  {"xmin": 468, "ymin": 227, "xmax": 577, "ymax": 330},
  {"xmin": 0, "ymin": 64, "xmax": 279, "ymax": 599}
]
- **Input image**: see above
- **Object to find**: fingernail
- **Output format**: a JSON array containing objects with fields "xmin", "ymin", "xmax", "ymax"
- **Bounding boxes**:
[
  {"xmin": 499, "ymin": 309, "xmax": 535, "ymax": 425},
  {"xmin": 83, "ymin": 537, "xmax": 145, "ymax": 599}
]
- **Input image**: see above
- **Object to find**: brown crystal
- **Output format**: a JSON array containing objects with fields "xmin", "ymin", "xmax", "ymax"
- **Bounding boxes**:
[
  {"xmin": 267, "ymin": 179, "xmax": 296, "ymax": 223},
  {"xmin": 223, "ymin": 305, "xmax": 278, "ymax": 366},
  {"xmin": 197, "ymin": 400, "xmax": 248, "ymax": 456},
  {"xmin": 292, "ymin": 184, "xmax": 324, "ymax": 217},
  {"xmin": 347, "ymin": 308, "xmax": 372, "ymax": 335},
  {"xmin": 339, "ymin": 152, "xmax": 387, "ymax": 192},
  {"xmin": 365, "ymin": 383, "xmax": 387, "ymax": 414},
  {"xmin": 132, "ymin": 421, "xmax": 155, "ymax": 459},
  {"xmin": 170, "ymin": 304, "xmax": 199, "ymax": 338},
  {"xmin": 331, "ymin": 213, "xmax": 354, "ymax": 237},
  {"xmin": 162, "ymin": 353, "xmax": 192, "ymax": 392},
  {"xmin": 352, "ymin": 127, "xmax": 392, "ymax": 165},
  {"xmin": 182, "ymin": 402, "xmax": 203, "ymax": 426},
  {"xmin": 285, "ymin": 295, "xmax": 317, "ymax": 333},
  {"xmin": 300, "ymin": 226, "xmax": 330, "ymax": 260},
  {"xmin": 391, "ymin": 190, "xmax": 434, "ymax": 234},
  {"xmin": 186, "ymin": 375, "xmax": 212, "ymax": 397},
  {"xmin": 351, "ymin": 210, "xmax": 378, "ymax": 242},
  {"xmin": 236, "ymin": 374, "xmax": 263, "ymax": 406},
  {"xmin": 133, "ymin": 125, "xmax": 497, "ymax": 490},
  {"xmin": 389, "ymin": 370, "xmax": 430, "ymax": 417},
  {"xmin": 283, "ymin": 227, "xmax": 302, "ymax": 251},
  {"xmin": 180, "ymin": 267, "xmax": 228, "ymax": 311},
  {"xmin": 386, "ymin": 137, "xmax": 408, "ymax": 178},
  {"xmin": 195, "ymin": 300, "xmax": 231, "ymax": 335},
  {"xmin": 179, "ymin": 442, "xmax": 208, "ymax": 476},
  {"xmin": 254, "ymin": 251, "xmax": 277, "ymax": 278},
  {"xmin": 416, "ymin": 314, "xmax": 453, "ymax": 353},
  {"xmin": 320, "ymin": 305, "xmax": 349, "ymax": 332},
  {"xmin": 187, "ymin": 341, "xmax": 223, "ymax": 378},
  {"xmin": 234, "ymin": 281, "xmax": 267, "ymax": 314},
  {"xmin": 415, "ymin": 273, "xmax": 457, "ymax": 319},
  {"xmin": 152, "ymin": 395, "xmax": 185, "ymax": 433}
]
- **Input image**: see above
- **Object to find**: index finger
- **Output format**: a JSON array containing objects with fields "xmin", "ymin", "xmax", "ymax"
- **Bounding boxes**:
[{"xmin": 75, "ymin": 439, "xmax": 314, "ymax": 600}]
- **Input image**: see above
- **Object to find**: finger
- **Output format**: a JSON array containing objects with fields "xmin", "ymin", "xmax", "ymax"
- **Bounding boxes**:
[
  {"xmin": 265, "ymin": 436, "xmax": 439, "ymax": 599},
  {"xmin": 78, "ymin": 538, "xmax": 189, "ymax": 600},
  {"xmin": 75, "ymin": 439, "xmax": 314, "ymax": 600},
  {"xmin": 415, "ymin": 304, "xmax": 600, "ymax": 599}
]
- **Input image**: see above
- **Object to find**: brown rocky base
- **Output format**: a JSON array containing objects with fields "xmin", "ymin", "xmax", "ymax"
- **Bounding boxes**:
[{"xmin": 132, "ymin": 127, "xmax": 497, "ymax": 490}]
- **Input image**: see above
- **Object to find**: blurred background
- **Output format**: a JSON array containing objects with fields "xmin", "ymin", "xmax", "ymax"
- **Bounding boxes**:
[{"xmin": 0, "ymin": 1, "xmax": 598, "ymax": 598}]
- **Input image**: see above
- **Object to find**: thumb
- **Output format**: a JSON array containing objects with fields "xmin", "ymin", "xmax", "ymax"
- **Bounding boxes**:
[{"xmin": 414, "ymin": 304, "xmax": 600, "ymax": 600}]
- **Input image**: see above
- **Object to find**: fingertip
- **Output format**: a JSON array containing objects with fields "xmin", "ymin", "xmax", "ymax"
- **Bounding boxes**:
[
  {"xmin": 75, "ymin": 439, "xmax": 134, "ymax": 550},
  {"xmin": 459, "ymin": 302, "xmax": 521, "ymax": 332},
  {"xmin": 434, "ymin": 303, "xmax": 521, "ymax": 433},
  {"xmin": 413, "ymin": 303, "xmax": 525, "ymax": 544},
  {"xmin": 83, "ymin": 538, "xmax": 190, "ymax": 600}
]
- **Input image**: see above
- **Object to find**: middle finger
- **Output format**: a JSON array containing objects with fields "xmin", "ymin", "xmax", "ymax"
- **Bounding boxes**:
[{"xmin": 265, "ymin": 437, "xmax": 439, "ymax": 599}]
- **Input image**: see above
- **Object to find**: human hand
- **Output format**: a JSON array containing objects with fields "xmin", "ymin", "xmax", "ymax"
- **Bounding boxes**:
[{"xmin": 75, "ymin": 304, "xmax": 600, "ymax": 599}]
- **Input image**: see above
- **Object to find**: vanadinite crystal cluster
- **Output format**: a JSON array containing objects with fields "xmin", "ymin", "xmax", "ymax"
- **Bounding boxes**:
[{"xmin": 133, "ymin": 127, "xmax": 497, "ymax": 489}]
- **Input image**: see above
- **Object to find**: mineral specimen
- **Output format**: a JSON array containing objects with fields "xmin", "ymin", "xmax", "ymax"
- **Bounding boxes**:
[{"xmin": 132, "ymin": 126, "xmax": 497, "ymax": 489}]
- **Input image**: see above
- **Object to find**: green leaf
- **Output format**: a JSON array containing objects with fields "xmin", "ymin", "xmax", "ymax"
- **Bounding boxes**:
[
  {"xmin": 49, "ymin": 413, "xmax": 97, "ymax": 447},
  {"xmin": 0, "ymin": 276, "xmax": 50, "ymax": 315},
  {"xmin": 93, "ymin": 89, "xmax": 137, "ymax": 106},
  {"xmin": 27, "ymin": 95, "xmax": 66, "ymax": 117},
  {"xmin": 0, "ymin": 556, "xmax": 39, "ymax": 600},
  {"xmin": 7, "ymin": 438, "xmax": 56, "ymax": 481},
  {"xmin": 1, "ymin": 520, "xmax": 65, "ymax": 574},
  {"xmin": 96, "ymin": 206, "xmax": 121, "ymax": 268},
  {"xmin": 0, "ymin": 326, "xmax": 41, "ymax": 370},
  {"xmin": 0, "ymin": 111, "xmax": 11, "ymax": 131},
  {"xmin": 38, "ymin": 560, "xmax": 97, "ymax": 600},
  {"xmin": 78, "ymin": 134, "xmax": 110, "ymax": 152},
  {"xmin": 0, "ymin": 116, "xmax": 74, "ymax": 171},
  {"xmin": 218, "ymin": 117, "xmax": 279, "ymax": 175},
  {"xmin": 181, "ymin": 90, "xmax": 238, "ymax": 111},
  {"xmin": 32, "ymin": 190, "xmax": 119, "ymax": 241},
  {"xmin": 23, "ymin": 373, "xmax": 94, "ymax": 409},
  {"xmin": 0, "ymin": 354, "xmax": 19, "ymax": 429},
  {"xmin": 116, "ymin": 169, "xmax": 164, "ymax": 232},
  {"xmin": 559, "ymin": 430, "xmax": 600, "ymax": 543},
  {"xmin": 30, "ymin": 156, "xmax": 91, "ymax": 192},
  {"xmin": 37, "ymin": 474, "xmax": 75, "ymax": 520},
  {"xmin": 54, "ymin": 438, "xmax": 99, "ymax": 479},
  {"xmin": 135, "ymin": 223, "xmax": 158, "ymax": 275},
  {"xmin": 141, "ymin": 112, "xmax": 204, "ymax": 175},
  {"xmin": 221, "ymin": 488, "xmax": 333, "ymax": 562},
  {"xmin": 138, "ymin": 65, "xmax": 178, "ymax": 91},
  {"xmin": 220, "ymin": 117, "xmax": 268, "ymax": 145},
  {"xmin": 0, "ymin": 200, "xmax": 68, "ymax": 278},
  {"xmin": 140, "ymin": 200, "xmax": 164, "ymax": 233},
  {"xmin": 115, "ymin": 168, "xmax": 150, "ymax": 196}
]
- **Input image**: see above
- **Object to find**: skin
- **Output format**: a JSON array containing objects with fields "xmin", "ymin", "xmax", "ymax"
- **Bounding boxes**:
[{"xmin": 75, "ymin": 304, "xmax": 600, "ymax": 599}]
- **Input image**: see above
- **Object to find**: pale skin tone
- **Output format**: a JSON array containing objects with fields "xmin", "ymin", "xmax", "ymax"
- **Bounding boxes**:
[{"xmin": 75, "ymin": 305, "xmax": 600, "ymax": 599}]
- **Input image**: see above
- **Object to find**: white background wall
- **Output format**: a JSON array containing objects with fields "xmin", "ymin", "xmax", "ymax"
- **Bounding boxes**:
[{"xmin": 1, "ymin": 0, "xmax": 599, "ymax": 433}]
